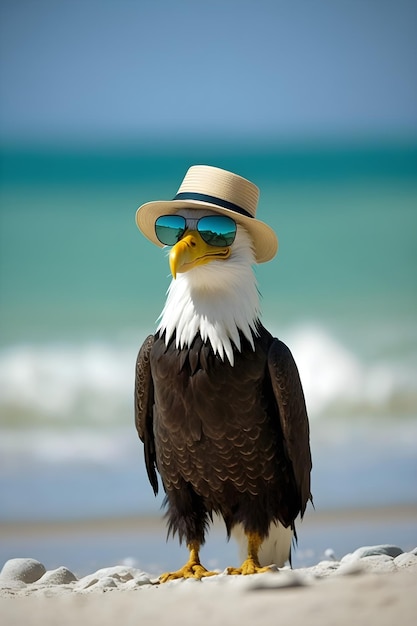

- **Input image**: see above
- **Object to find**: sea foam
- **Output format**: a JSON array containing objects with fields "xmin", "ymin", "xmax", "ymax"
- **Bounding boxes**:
[{"xmin": 285, "ymin": 325, "xmax": 417, "ymax": 418}]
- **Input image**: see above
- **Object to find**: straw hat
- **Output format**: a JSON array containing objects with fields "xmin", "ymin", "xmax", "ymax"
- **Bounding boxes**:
[{"xmin": 136, "ymin": 165, "xmax": 278, "ymax": 263}]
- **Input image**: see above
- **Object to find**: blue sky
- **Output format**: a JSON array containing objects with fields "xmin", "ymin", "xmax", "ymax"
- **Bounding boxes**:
[{"xmin": 1, "ymin": 0, "xmax": 416, "ymax": 143}]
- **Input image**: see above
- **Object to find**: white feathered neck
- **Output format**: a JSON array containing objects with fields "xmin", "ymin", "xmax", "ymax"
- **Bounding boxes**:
[{"xmin": 156, "ymin": 215, "xmax": 261, "ymax": 366}]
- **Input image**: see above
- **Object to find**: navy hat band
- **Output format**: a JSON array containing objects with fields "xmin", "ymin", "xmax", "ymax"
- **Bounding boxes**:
[{"xmin": 173, "ymin": 192, "xmax": 253, "ymax": 219}]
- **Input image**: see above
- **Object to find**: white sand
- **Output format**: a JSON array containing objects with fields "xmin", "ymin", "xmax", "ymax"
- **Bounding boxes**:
[{"xmin": 1, "ymin": 546, "xmax": 416, "ymax": 626}]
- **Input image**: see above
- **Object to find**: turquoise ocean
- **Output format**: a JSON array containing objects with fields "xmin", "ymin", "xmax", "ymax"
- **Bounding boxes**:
[{"xmin": 0, "ymin": 140, "xmax": 416, "ymax": 574}]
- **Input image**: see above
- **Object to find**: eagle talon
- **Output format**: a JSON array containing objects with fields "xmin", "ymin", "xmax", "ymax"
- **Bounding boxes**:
[
  {"xmin": 227, "ymin": 558, "xmax": 273, "ymax": 576},
  {"xmin": 160, "ymin": 563, "xmax": 217, "ymax": 582},
  {"xmin": 159, "ymin": 542, "xmax": 218, "ymax": 582}
]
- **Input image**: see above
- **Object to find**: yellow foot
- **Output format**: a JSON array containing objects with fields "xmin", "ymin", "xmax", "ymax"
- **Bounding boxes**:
[
  {"xmin": 227, "ymin": 557, "xmax": 273, "ymax": 576},
  {"xmin": 159, "ymin": 563, "xmax": 218, "ymax": 583}
]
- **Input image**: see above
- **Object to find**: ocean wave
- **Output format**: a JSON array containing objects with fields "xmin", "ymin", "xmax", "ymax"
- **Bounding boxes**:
[
  {"xmin": 0, "ymin": 341, "xmax": 136, "ymax": 426},
  {"xmin": 285, "ymin": 325, "xmax": 417, "ymax": 418},
  {"xmin": 0, "ymin": 326, "xmax": 416, "ymax": 431}
]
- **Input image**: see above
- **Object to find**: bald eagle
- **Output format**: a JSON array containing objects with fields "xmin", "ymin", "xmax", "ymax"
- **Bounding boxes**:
[{"xmin": 135, "ymin": 169, "xmax": 312, "ymax": 581}]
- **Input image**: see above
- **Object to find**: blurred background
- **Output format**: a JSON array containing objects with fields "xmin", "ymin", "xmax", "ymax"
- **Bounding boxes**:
[{"xmin": 1, "ymin": 0, "xmax": 416, "ymax": 575}]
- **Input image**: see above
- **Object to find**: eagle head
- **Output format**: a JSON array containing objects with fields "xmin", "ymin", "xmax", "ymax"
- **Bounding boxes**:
[{"xmin": 157, "ymin": 208, "xmax": 261, "ymax": 365}]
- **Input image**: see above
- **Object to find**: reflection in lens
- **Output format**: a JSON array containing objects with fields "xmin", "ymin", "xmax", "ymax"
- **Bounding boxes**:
[
  {"xmin": 198, "ymin": 216, "xmax": 236, "ymax": 246},
  {"xmin": 155, "ymin": 215, "xmax": 186, "ymax": 245}
]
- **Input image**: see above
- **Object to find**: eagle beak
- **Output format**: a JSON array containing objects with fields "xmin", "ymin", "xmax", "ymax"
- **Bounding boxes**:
[{"xmin": 169, "ymin": 231, "xmax": 231, "ymax": 279}]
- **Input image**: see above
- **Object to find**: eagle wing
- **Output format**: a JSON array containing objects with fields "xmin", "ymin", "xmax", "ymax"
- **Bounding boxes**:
[
  {"xmin": 267, "ymin": 339, "xmax": 312, "ymax": 518},
  {"xmin": 134, "ymin": 334, "xmax": 158, "ymax": 495}
]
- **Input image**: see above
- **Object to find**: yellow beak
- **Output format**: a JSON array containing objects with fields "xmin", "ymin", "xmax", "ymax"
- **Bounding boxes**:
[{"xmin": 169, "ymin": 231, "xmax": 231, "ymax": 279}]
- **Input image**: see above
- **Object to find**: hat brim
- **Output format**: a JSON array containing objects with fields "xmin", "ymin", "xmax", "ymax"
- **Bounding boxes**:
[{"xmin": 136, "ymin": 199, "xmax": 278, "ymax": 264}]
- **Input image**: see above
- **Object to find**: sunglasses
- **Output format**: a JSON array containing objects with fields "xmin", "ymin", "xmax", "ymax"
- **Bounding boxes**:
[{"xmin": 155, "ymin": 214, "xmax": 237, "ymax": 247}]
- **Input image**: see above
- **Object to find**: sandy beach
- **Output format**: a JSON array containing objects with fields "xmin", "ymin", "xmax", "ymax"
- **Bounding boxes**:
[{"xmin": 1, "ymin": 547, "xmax": 416, "ymax": 626}]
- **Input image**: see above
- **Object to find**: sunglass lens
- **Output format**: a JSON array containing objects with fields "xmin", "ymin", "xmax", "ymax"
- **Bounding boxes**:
[
  {"xmin": 198, "ymin": 216, "xmax": 237, "ymax": 247},
  {"xmin": 155, "ymin": 215, "xmax": 186, "ymax": 246}
]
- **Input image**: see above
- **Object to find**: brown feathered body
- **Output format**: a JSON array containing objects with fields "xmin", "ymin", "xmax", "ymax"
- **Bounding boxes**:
[{"xmin": 135, "ymin": 322, "xmax": 312, "ymax": 549}]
